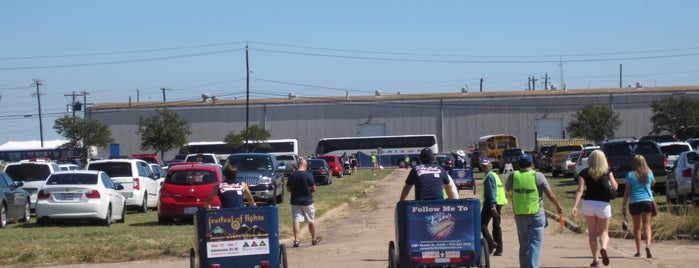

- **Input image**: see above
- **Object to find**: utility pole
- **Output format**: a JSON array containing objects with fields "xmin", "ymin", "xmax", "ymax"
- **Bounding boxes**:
[
  {"xmin": 81, "ymin": 91, "xmax": 89, "ymax": 118},
  {"xmin": 480, "ymin": 78, "xmax": 484, "ymax": 92},
  {"xmin": 32, "ymin": 79, "xmax": 44, "ymax": 147},
  {"xmin": 542, "ymin": 73, "xmax": 550, "ymax": 90},
  {"xmin": 619, "ymin": 64, "xmax": 623, "ymax": 88},
  {"xmin": 160, "ymin": 87, "xmax": 170, "ymax": 102},
  {"xmin": 245, "ymin": 44, "xmax": 250, "ymax": 153},
  {"xmin": 531, "ymin": 76, "xmax": 538, "ymax": 90}
]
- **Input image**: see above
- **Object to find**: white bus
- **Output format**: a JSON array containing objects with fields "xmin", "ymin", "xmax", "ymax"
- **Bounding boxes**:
[
  {"xmin": 315, "ymin": 134, "xmax": 439, "ymax": 167},
  {"xmin": 180, "ymin": 139, "xmax": 299, "ymax": 159}
]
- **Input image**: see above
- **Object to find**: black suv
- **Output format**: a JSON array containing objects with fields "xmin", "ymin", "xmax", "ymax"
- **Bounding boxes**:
[
  {"xmin": 500, "ymin": 148, "xmax": 531, "ymax": 172},
  {"xmin": 601, "ymin": 140, "xmax": 667, "ymax": 193},
  {"xmin": 225, "ymin": 153, "xmax": 285, "ymax": 205}
]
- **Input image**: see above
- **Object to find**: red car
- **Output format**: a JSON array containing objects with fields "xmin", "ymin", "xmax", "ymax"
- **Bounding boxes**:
[
  {"xmin": 157, "ymin": 162, "xmax": 222, "ymax": 224},
  {"xmin": 317, "ymin": 154, "xmax": 343, "ymax": 178}
]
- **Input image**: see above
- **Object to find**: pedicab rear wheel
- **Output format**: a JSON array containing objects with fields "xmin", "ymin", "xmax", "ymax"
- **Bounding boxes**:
[
  {"xmin": 478, "ymin": 238, "xmax": 490, "ymax": 268},
  {"xmin": 189, "ymin": 248, "xmax": 196, "ymax": 268},
  {"xmin": 278, "ymin": 244, "xmax": 288, "ymax": 268},
  {"xmin": 388, "ymin": 241, "xmax": 398, "ymax": 268}
]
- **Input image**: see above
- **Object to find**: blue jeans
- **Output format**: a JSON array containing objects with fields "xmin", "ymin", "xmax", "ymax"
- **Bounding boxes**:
[{"xmin": 514, "ymin": 213, "xmax": 546, "ymax": 268}]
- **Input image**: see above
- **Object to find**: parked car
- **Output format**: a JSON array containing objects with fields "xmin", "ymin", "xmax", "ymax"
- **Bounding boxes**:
[
  {"xmin": 3, "ymin": 158, "xmax": 61, "ymax": 210},
  {"xmin": 639, "ymin": 134, "xmax": 679, "ymax": 143},
  {"xmin": 0, "ymin": 172, "xmax": 31, "ymax": 228},
  {"xmin": 306, "ymin": 159, "xmax": 332, "ymax": 185},
  {"xmin": 35, "ymin": 170, "xmax": 126, "ymax": 226},
  {"xmin": 149, "ymin": 164, "xmax": 167, "ymax": 184},
  {"xmin": 184, "ymin": 153, "xmax": 221, "ymax": 167},
  {"xmin": 601, "ymin": 139, "xmax": 667, "ymax": 193},
  {"xmin": 165, "ymin": 154, "xmax": 187, "ymax": 167},
  {"xmin": 686, "ymin": 138, "xmax": 699, "ymax": 150},
  {"xmin": 666, "ymin": 150, "xmax": 697, "ymax": 204},
  {"xmin": 560, "ymin": 152, "xmax": 580, "ymax": 178},
  {"xmin": 499, "ymin": 148, "xmax": 532, "ymax": 173},
  {"xmin": 86, "ymin": 159, "xmax": 161, "ymax": 212},
  {"xmin": 435, "ymin": 154, "xmax": 454, "ymax": 172},
  {"xmin": 58, "ymin": 163, "xmax": 81, "ymax": 171},
  {"xmin": 659, "ymin": 141, "xmax": 693, "ymax": 169},
  {"xmin": 537, "ymin": 144, "xmax": 556, "ymax": 172},
  {"xmin": 276, "ymin": 154, "xmax": 299, "ymax": 177},
  {"xmin": 225, "ymin": 153, "xmax": 285, "ymax": 205},
  {"xmin": 316, "ymin": 154, "xmax": 343, "ymax": 178},
  {"xmin": 131, "ymin": 154, "xmax": 164, "ymax": 167},
  {"xmin": 574, "ymin": 145, "xmax": 600, "ymax": 180},
  {"xmin": 551, "ymin": 144, "xmax": 584, "ymax": 177},
  {"xmin": 157, "ymin": 163, "xmax": 222, "ymax": 224}
]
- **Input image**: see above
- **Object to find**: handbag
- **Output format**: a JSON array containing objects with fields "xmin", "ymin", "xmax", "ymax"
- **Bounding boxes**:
[
  {"xmin": 600, "ymin": 174, "xmax": 617, "ymax": 200},
  {"xmin": 643, "ymin": 184, "xmax": 658, "ymax": 217}
]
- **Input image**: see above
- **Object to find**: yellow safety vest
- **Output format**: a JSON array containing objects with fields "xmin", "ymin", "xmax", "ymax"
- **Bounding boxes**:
[
  {"xmin": 511, "ymin": 170, "xmax": 540, "ymax": 215},
  {"xmin": 482, "ymin": 171, "xmax": 508, "ymax": 206}
]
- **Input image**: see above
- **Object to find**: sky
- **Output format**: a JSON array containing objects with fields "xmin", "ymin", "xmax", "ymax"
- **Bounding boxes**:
[{"xmin": 1, "ymin": 1, "xmax": 698, "ymax": 145}]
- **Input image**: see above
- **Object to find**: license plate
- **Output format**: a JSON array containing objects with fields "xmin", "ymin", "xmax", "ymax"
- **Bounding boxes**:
[
  {"xmin": 184, "ymin": 207, "xmax": 198, "ymax": 214},
  {"xmin": 58, "ymin": 193, "xmax": 81, "ymax": 201}
]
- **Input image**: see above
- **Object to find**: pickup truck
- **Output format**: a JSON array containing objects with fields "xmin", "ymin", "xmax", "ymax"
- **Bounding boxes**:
[
  {"xmin": 499, "ymin": 148, "xmax": 533, "ymax": 172},
  {"xmin": 224, "ymin": 153, "xmax": 285, "ymax": 205},
  {"xmin": 600, "ymin": 140, "xmax": 667, "ymax": 194}
]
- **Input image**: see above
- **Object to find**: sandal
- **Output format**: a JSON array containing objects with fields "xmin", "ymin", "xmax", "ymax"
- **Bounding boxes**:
[
  {"xmin": 312, "ymin": 236, "xmax": 322, "ymax": 246},
  {"xmin": 293, "ymin": 241, "xmax": 299, "ymax": 248},
  {"xmin": 590, "ymin": 260, "xmax": 600, "ymax": 268},
  {"xmin": 645, "ymin": 247, "xmax": 653, "ymax": 258},
  {"xmin": 600, "ymin": 248, "xmax": 609, "ymax": 266}
]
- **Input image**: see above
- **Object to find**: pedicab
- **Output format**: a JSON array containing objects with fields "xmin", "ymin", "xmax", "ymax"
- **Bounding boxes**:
[
  {"xmin": 388, "ymin": 198, "xmax": 489, "ymax": 268},
  {"xmin": 450, "ymin": 150, "xmax": 476, "ymax": 195},
  {"xmin": 190, "ymin": 206, "xmax": 288, "ymax": 268}
]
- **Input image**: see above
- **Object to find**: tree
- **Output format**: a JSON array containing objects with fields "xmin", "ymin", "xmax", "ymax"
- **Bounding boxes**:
[
  {"xmin": 53, "ymin": 115, "xmax": 114, "ymax": 157},
  {"xmin": 224, "ymin": 125, "xmax": 271, "ymax": 153},
  {"xmin": 650, "ymin": 95, "xmax": 699, "ymax": 140},
  {"xmin": 136, "ymin": 108, "xmax": 191, "ymax": 160},
  {"xmin": 566, "ymin": 103, "xmax": 621, "ymax": 143}
]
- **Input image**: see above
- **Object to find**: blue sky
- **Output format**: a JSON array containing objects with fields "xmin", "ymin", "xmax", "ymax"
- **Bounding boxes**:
[{"xmin": 1, "ymin": 1, "xmax": 698, "ymax": 145}]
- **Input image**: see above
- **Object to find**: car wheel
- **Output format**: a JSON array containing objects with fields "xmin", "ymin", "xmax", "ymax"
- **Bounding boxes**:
[
  {"xmin": 117, "ymin": 202, "xmax": 126, "ymax": 223},
  {"xmin": 158, "ymin": 216, "xmax": 171, "ymax": 225},
  {"xmin": 0, "ymin": 203, "xmax": 7, "ymax": 228},
  {"xmin": 276, "ymin": 186, "xmax": 285, "ymax": 204},
  {"xmin": 138, "ymin": 194, "xmax": 148, "ymax": 213},
  {"xmin": 103, "ymin": 205, "xmax": 112, "ymax": 226},
  {"xmin": 20, "ymin": 201, "xmax": 30, "ymax": 223},
  {"xmin": 338, "ymin": 171, "xmax": 343, "ymax": 178}
]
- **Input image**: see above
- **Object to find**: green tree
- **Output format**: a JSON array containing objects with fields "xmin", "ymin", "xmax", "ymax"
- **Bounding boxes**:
[
  {"xmin": 224, "ymin": 125, "xmax": 272, "ymax": 153},
  {"xmin": 53, "ymin": 115, "xmax": 115, "ymax": 157},
  {"xmin": 136, "ymin": 108, "xmax": 191, "ymax": 159},
  {"xmin": 566, "ymin": 103, "xmax": 621, "ymax": 143},
  {"xmin": 650, "ymin": 95, "xmax": 699, "ymax": 140}
]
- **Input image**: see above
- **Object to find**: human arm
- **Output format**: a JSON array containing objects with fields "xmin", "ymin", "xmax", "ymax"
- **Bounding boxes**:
[
  {"xmin": 204, "ymin": 184, "xmax": 219, "ymax": 209},
  {"xmin": 444, "ymin": 175, "xmax": 458, "ymax": 199},
  {"xmin": 483, "ymin": 174, "xmax": 497, "ymax": 209},
  {"xmin": 621, "ymin": 173, "xmax": 632, "ymax": 216},
  {"xmin": 242, "ymin": 182, "xmax": 256, "ymax": 207},
  {"xmin": 544, "ymin": 189, "xmax": 564, "ymax": 215},
  {"xmin": 399, "ymin": 184, "xmax": 413, "ymax": 201},
  {"xmin": 609, "ymin": 172, "xmax": 618, "ymax": 191},
  {"xmin": 571, "ymin": 175, "xmax": 585, "ymax": 218}
]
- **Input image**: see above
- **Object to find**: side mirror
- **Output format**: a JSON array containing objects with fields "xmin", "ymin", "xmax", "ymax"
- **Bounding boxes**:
[{"xmin": 14, "ymin": 181, "xmax": 24, "ymax": 187}]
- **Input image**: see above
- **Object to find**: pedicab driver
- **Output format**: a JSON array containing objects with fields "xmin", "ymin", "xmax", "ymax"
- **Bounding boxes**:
[
  {"xmin": 204, "ymin": 164, "xmax": 256, "ymax": 208},
  {"xmin": 400, "ymin": 148, "xmax": 457, "ymax": 201}
]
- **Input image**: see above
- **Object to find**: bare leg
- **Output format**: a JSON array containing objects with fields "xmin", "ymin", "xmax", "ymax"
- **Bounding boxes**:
[
  {"xmin": 309, "ymin": 223, "xmax": 316, "ymax": 241},
  {"xmin": 632, "ymin": 214, "xmax": 642, "ymax": 254},
  {"xmin": 293, "ymin": 222, "xmax": 301, "ymax": 242},
  {"xmin": 584, "ymin": 215, "xmax": 599, "ymax": 260},
  {"xmin": 598, "ymin": 216, "xmax": 611, "ymax": 250},
  {"xmin": 641, "ymin": 212, "xmax": 653, "ymax": 247}
]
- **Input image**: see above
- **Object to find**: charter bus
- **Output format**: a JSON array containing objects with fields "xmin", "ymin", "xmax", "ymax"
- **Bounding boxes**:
[
  {"xmin": 180, "ymin": 139, "xmax": 299, "ymax": 159},
  {"xmin": 477, "ymin": 134, "xmax": 519, "ymax": 168},
  {"xmin": 314, "ymin": 134, "xmax": 439, "ymax": 168},
  {"xmin": 0, "ymin": 140, "xmax": 83, "ymax": 163}
]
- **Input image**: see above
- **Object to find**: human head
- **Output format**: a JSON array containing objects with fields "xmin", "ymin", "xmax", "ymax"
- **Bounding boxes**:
[
  {"xmin": 586, "ymin": 150, "xmax": 609, "ymax": 178},
  {"xmin": 518, "ymin": 157, "xmax": 532, "ymax": 169},
  {"xmin": 480, "ymin": 158, "xmax": 492, "ymax": 170},
  {"xmin": 420, "ymin": 147, "xmax": 434, "ymax": 164},
  {"xmin": 297, "ymin": 158, "xmax": 308, "ymax": 171},
  {"xmin": 632, "ymin": 154, "xmax": 650, "ymax": 183},
  {"xmin": 222, "ymin": 164, "xmax": 239, "ymax": 180}
]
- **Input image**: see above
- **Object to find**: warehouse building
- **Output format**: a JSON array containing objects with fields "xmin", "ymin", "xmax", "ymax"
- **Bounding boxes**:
[{"xmin": 89, "ymin": 85, "xmax": 699, "ymax": 160}]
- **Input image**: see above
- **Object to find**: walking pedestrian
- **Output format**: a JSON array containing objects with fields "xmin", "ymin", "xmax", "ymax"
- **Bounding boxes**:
[
  {"xmin": 399, "ymin": 148, "xmax": 456, "ymax": 201},
  {"xmin": 621, "ymin": 155, "xmax": 656, "ymax": 258},
  {"xmin": 480, "ymin": 158, "xmax": 507, "ymax": 256},
  {"xmin": 286, "ymin": 159, "xmax": 321, "ymax": 247},
  {"xmin": 204, "ymin": 164, "xmax": 256, "ymax": 209},
  {"xmin": 571, "ymin": 150, "xmax": 618, "ymax": 267},
  {"xmin": 505, "ymin": 158, "xmax": 564, "ymax": 268}
]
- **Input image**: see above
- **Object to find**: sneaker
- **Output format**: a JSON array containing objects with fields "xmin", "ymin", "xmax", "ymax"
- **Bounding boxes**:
[
  {"xmin": 489, "ymin": 242, "xmax": 499, "ymax": 255},
  {"xmin": 293, "ymin": 241, "xmax": 299, "ymax": 248},
  {"xmin": 633, "ymin": 252, "xmax": 642, "ymax": 257},
  {"xmin": 493, "ymin": 251, "xmax": 503, "ymax": 256},
  {"xmin": 600, "ymin": 248, "xmax": 609, "ymax": 266},
  {"xmin": 645, "ymin": 247, "xmax": 653, "ymax": 258},
  {"xmin": 590, "ymin": 260, "xmax": 600, "ymax": 267},
  {"xmin": 312, "ymin": 236, "xmax": 322, "ymax": 246}
]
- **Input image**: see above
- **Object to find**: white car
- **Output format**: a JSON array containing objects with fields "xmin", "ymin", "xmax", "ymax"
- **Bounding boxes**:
[
  {"xmin": 184, "ymin": 153, "xmax": 222, "ymax": 167},
  {"xmin": 58, "ymin": 163, "xmax": 81, "ymax": 171},
  {"xmin": 574, "ymin": 145, "xmax": 600, "ymax": 180},
  {"xmin": 659, "ymin": 141, "xmax": 693, "ymax": 169},
  {"xmin": 86, "ymin": 159, "xmax": 160, "ymax": 212},
  {"xmin": 3, "ymin": 159, "xmax": 61, "ymax": 210},
  {"xmin": 35, "ymin": 170, "xmax": 126, "ymax": 226},
  {"xmin": 561, "ymin": 152, "xmax": 580, "ymax": 178}
]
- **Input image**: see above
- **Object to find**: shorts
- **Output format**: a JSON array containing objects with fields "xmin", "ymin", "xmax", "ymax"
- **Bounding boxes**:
[
  {"xmin": 292, "ymin": 204, "xmax": 316, "ymax": 224},
  {"xmin": 629, "ymin": 201, "xmax": 654, "ymax": 215},
  {"xmin": 582, "ymin": 200, "xmax": 611, "ymax": 218}
]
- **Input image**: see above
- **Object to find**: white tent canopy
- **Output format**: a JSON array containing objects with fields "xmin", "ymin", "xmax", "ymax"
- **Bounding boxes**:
[{"xmin": 0, "ymin": 140, "xmax": 69, "ymax": 150}]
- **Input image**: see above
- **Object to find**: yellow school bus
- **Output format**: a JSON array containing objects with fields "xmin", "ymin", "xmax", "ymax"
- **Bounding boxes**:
[{"xmin": 477, "ymin": 134, "xmax": 519, "ymax": 167}]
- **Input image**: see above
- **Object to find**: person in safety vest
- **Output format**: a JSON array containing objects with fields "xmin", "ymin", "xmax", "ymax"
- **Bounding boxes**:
[
  {"xmin": 480, "ymin": 158, "xmax": 507, "ymax": 256},
  {"xmin": 399, "ymin": 148, "xmax": 456, "ymax": 201},
  {"xmin": 505, "ymin": 158, "xmax": 563, "ymax": 268}
]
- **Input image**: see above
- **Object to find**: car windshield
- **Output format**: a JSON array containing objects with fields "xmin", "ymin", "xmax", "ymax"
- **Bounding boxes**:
[
  {"xmin": 46, "ymin": 173, "xmax": 98, "ymax": 185},
  {"xmin": 4, "ymin": 164, "xmax": 52, "ymax": 181},
  {"xmin": 661, "ymin": 144, "xmax": 691, "ymax": 155},
  {"xmin": 88, "ymin": 162, "xmax": 133, "ymax": 177},
  {"xmin": 227, "ymin": 155, "xmax": 273, "ymax": 171},
  {"xmin": 307, "ymin": 160, "xmax": 325, "ymax": 169},
  {"xmin": 166, "ymin": 170, "xmax": 218, "ymax": 185},
  {"xmin": 186, "ymin": 155, "xmax": 218, "ymax": 164}
]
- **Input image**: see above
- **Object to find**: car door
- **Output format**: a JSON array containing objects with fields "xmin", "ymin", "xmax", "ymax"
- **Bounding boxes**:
[
  {"xmin": 101, "ymin": 173, "xmax": 125, "ymax": 217},
  {"xmin": 1, "ymin": 173, "xmax": 28, "ymax": 219},
  {"xmin": 136, "ymin": 161, "xmax": 159, "ymax": 207}
]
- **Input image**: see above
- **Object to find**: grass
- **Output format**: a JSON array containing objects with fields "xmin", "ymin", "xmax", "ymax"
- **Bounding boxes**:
[{"xmin": 0, "ymin": 168, "xmax": 393, "ymax": 267}]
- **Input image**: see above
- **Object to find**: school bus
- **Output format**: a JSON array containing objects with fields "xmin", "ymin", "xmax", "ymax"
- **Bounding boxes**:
[{"xmin": 477, "ymin": 134, "xmax": 519, "ymax": 168}]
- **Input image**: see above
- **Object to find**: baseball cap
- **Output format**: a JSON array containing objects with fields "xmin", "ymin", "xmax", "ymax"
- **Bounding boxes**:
[
  {"xmin": 420, "ymin": 148, "xmax": 434, "ymax": 163},
  {"xmin": 480, "ymin": 158, "xmax": 491, "ymax": 166}
]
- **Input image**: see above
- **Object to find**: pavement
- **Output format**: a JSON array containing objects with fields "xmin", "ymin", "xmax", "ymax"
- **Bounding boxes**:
[{"xmin": 47, "ymin": 168, "xmax": 699, "ymax": 268}]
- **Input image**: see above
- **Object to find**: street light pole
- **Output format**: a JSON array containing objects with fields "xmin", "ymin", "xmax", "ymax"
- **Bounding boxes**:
[{"xmin": 33, "ymin": 79, "xmax": 44, "ymax": 147}]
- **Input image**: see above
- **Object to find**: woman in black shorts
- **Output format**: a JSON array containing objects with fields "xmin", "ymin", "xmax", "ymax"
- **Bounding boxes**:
[{"xmin": 621, "ymin": 155, "xmax": 656, "ymax": 258}]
